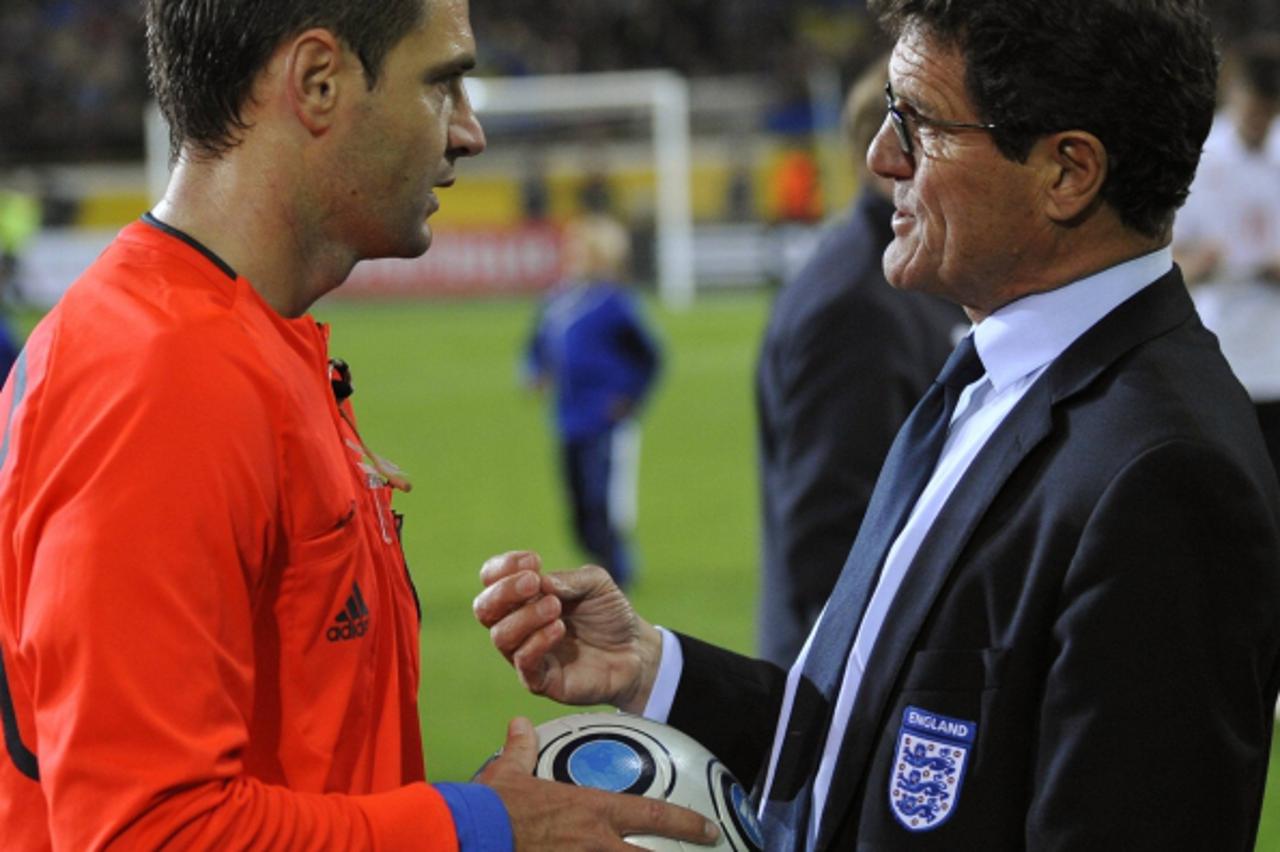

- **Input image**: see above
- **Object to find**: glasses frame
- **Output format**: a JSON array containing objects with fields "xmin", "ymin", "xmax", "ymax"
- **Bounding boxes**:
[{"xmin": 884, "ymin": 82, "xmax": 998, "ymax": 157}]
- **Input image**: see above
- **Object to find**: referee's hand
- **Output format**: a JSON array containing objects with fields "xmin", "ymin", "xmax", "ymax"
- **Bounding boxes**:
[{"xmin": 476, "ymin": 717, "xmax": 720, "ymax": 850}]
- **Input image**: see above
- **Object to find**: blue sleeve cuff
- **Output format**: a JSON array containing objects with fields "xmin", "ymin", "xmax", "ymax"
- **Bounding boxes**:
[{"xmin": 435, "ymin": 782, "xmax": 514, "ymax": 852}]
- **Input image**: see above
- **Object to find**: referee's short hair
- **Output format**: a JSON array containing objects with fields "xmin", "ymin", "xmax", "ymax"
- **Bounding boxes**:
[{"xmin": 145, "ymin": 0, "xmax": 427, "ymax": 161}]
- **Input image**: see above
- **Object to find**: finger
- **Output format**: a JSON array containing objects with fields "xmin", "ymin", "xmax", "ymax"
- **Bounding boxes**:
[
  {"xmin": 474, "ymin": 568, "xmax": 544, "ymax": 628},
  {"xmin": 610, "ymin": 796, "xmax": 720, "ymax": 847},
  {"xmin": 511, "ymin": 620, "xmax": 567, "ymax": 693},
  {"xmin": 498, "ymin": 716, "xmax": 538, "ymax": 774},
  {"xmin": 480, "ymin": 551, "xmax": 541, "ymax": 587},
  {"xmin": 488, "ymin": 590, "xmax": 563, "ymax": 659}
]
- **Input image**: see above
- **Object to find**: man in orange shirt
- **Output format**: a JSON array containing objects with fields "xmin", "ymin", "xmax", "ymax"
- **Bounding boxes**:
[{"xmin": 0, "ymin": 1, "xmax": 719, "ymax": 849}]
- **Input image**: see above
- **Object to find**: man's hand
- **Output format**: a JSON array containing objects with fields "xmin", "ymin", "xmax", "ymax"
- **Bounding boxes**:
[
  {"xmin": 473, "ymin": 551, "xmax": 663, "ymax": 713},
  {"xmin": 477, "ymin": 717, "xmax": 719, "ymax": 850}
]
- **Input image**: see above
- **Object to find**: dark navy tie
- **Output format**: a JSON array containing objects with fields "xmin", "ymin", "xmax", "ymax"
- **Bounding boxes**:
[{"xmin": 761, "ymin": 333, "xmax": 985, "ymax": 848}]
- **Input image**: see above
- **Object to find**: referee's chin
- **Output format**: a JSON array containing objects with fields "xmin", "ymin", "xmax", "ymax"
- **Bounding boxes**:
[
  {"xmin": 387, "ymin": 222, "xmax": 434, "ymax": 260},
  {"xmin": 408, "ymin": 222, "xmax": 433, "ymax": 257}
]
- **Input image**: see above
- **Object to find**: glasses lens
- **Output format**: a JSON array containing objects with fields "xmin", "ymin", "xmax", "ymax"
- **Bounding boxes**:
[
  {"xmin": 892, "ymin": 113, "xmax": 912, "ymax": 155},
  {"xmin": 885, "ymin": 85, "xmax": 912, "ymax": 155}
]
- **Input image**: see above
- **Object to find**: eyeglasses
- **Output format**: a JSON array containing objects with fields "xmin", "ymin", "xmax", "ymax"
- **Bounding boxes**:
[{"xmin": 884, "ymin": 82, "xmax": 998, "ymax": 157}]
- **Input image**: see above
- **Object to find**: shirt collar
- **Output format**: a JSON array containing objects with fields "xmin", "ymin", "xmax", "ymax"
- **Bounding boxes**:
[{"xmin": 972, "ymin": 246, "xmax": 1173, "ymax": 391}]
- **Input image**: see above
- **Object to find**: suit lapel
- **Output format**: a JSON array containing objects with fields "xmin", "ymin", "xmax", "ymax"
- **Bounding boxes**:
[
  {"xmin": 813, "ymin": 380, "xmax": 1054, "ymax": 847},
  {"xmin": 812, "ymin": 269, "xmax": 1196, "ymax": 848}
]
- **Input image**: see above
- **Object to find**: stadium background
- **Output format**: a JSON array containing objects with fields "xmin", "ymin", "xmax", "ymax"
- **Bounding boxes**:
[{"xmin": 2, "ymin": 0, "xmax": 1279, "ymax": 846}]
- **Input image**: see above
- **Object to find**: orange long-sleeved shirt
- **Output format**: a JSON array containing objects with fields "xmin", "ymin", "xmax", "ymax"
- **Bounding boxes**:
[{"xmin": 0, "ymin": 219, "xmax": 510, "ymax": 850}]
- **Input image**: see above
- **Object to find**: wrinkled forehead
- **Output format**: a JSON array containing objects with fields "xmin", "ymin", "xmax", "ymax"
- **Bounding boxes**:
[{"xmin": 888, "ymin": 22, "xmax": 973, "ymax": 114}]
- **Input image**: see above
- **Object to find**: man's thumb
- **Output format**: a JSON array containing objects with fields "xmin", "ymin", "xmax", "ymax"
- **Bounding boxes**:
[
  {"xmin": 501, "ymin": 716, "xmax": 538, "ymax": 773},
  {"xmin": 546, "ymin": 565, "xmax": 610, "ymax": 603}
]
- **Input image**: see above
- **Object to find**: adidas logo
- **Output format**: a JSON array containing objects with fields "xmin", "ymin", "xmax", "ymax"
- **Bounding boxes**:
[{"xmin": 326, "ymin": 582, "xmax": 371, "ymax": 642}]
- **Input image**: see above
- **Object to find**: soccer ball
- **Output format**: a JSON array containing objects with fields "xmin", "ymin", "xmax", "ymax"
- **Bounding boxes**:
[{"xmin": 532, "ymin": 712, "xmax": 765, "ymax": 851}]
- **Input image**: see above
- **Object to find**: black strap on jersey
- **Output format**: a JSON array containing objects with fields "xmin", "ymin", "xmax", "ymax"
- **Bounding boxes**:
[
  {"xmin": 329, "ymin": 358, "xmax": 354, "ymax": 403},
  {"xmin": 0, "ymin": 647, "xmax": 39, "ymax": 781}
]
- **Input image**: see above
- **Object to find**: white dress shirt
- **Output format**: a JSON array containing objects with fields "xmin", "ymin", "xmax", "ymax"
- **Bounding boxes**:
[{"xmin": 645, "ymin": 247, "xmax": 1173, "ymax": 842}]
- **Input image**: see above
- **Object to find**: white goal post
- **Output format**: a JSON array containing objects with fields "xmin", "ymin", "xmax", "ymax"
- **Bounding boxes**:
[{"xmin": 465, "ymin": 71, "xmax": 695, "ymax": 309}]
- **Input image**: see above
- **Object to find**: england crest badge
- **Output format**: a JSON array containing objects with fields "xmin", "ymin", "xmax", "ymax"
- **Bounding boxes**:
[{"xmin": 889, "ymin": 705, "xmax": 976, "ymax": 832}]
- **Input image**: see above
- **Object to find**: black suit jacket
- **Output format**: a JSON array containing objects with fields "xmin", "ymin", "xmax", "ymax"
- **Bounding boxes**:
[
  {"xmin": 673, "ymin": 269, "xmax": 1280, "ymax": 850},
  {"xmin": 756, "ymin": 190, "xmax": 964, "ymax": 666}
]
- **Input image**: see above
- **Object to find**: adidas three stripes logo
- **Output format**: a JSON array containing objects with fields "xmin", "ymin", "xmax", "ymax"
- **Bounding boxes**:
[{"xmin": 327, "ymin": 582, "xmax": 370, "ymax": 642}]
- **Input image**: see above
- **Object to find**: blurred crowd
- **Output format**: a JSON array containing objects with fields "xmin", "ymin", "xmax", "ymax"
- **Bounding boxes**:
[
  {"xmin": 476, "ymin": 0, "xmax": 806, "ymax": 77},
  {"xmin": 0, "ymin": 0, "xmax": 148, "ymax": 164},
  {"xmin": 0, "ymin": 0, "xmax": 878, "ymax": 164},
  {"xmin": 0, "ymin": 0, "xmax": 1278, "ymax": 164}
]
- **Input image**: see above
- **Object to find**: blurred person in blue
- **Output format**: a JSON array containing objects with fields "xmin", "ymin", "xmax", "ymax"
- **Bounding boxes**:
[
  {"xmin": 755, "ymin": 56, "xmax": 965, "ymax": 667},
  {"xmin": 1174, "ymin": 32, "xmax": 1280, "ymax": 481},
  {"xmin": 522, "ymin": 213, "xmax": 662, "ymax": 589}
]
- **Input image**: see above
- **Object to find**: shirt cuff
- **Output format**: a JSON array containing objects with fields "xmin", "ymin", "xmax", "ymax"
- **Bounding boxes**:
[
  {"xmin": 641, "ymin": 626, "xmax": 684, "ymax": 722},
  {"xmin": 435, "ymin": 783, "xmax": 514, "ymax": 852}
]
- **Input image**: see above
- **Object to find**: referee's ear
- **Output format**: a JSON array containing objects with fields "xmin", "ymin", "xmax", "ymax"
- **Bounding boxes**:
[{"xmin": 282, "ymin": 28, "xmax": 348, "ymax": 136}]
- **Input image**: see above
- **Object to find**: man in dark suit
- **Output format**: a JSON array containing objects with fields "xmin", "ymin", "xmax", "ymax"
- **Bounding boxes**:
[
  {"xmin": 475, "ymin": 1, "xmax": 1280, "ymax": 849},
  {"xmin": 756, "ymin": 57, "xmax": 965, "ymax": 667}
]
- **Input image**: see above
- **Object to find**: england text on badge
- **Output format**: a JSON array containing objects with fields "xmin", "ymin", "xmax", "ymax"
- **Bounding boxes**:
[{"xmin": 889, "ymin": 705, "xmax": 976, "ymax": 832}]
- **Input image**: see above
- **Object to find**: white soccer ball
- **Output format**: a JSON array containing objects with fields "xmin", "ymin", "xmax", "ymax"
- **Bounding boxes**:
[{"xmin": 532, "ymin": 712, "xmax": 764, "ymax": 851}]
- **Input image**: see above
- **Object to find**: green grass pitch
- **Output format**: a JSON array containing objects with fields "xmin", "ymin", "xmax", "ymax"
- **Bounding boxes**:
[
  {"xmin": 313, "ymin": 292, "xmax": 769, "ymax": 782},
  {"xmin": 20, "ymin": 290, "xmax": 1278, "ymax": 845}
]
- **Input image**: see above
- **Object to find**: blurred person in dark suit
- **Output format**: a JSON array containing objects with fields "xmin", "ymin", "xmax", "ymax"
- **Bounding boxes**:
[{"xmin": 755, "ymin": 57, "xmax": 966, "ymax": 667}]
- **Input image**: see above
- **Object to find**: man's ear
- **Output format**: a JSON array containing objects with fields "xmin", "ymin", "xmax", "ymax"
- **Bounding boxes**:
[
  {"xmin": 1036, "ymin": 130, "xmax": 1108, "ymax": 224},
  {"xmin": 283, "ymin": 29, "xmax": 347, "ymax": 135}
]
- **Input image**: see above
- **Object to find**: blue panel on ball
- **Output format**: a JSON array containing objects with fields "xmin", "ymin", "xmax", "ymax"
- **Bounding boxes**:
[{"xmin": 567, "ymin": 739, "xmax": 645, "ymax": 792}]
